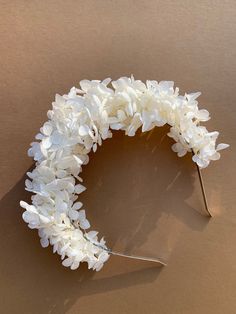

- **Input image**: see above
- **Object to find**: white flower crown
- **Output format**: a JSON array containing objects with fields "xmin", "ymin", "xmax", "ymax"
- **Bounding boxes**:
[{"xmin": 20, "ymin": 77, "xmax": 229, "ymax": 271}]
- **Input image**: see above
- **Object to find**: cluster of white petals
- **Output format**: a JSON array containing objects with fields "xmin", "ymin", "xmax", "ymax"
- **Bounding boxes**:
[{"xmin": 20, "ymin": 77, "xmax": 228, "ymax": 271}]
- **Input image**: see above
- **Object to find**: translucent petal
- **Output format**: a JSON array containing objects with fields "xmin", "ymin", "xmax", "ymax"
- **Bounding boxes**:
[
  {"xmin": 69, "ymin": 209, "xmax": 80, "ymax": 220},
  {"xmin": 42, "ymin": 122, "xmax": 53, "ymax": 136},
  {"xmin": 40, "ymin": 238, "xmax": 49, "ymax": 248},
  {"xmin": 62, "ymin": 257, "xmax": 73, "ymax": 267},
  {"xmin": 79, "ymin": 125, "xmax": 90, "ymax": 136},
  {"xmin": 78, "ymin": 210, "xmax": 86, "ymax": 221},
  {"xmin": 217, "ymin": 143, "xmax": 230, "ymax": 151},
  {"xmin": 74, "ymin": 184, "xmax": 86, "ymax": 194},
  {"xmin": 80, "ymin": 219, "xmax": 90, "ymax": 230},
  {"xmin": 72, "ymin": 202, "xmax": 83, "ymax": 210}
]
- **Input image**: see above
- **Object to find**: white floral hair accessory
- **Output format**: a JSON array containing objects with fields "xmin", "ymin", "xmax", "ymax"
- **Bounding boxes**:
[{"xmin": 20, "ymin": 77, "xmax": 229, "ymax": 271}]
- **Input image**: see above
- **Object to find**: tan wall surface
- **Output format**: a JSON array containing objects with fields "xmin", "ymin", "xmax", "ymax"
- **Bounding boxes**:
[{"xmin": 0, "ymin": 1, "xmax": 236, "ymax": 313}]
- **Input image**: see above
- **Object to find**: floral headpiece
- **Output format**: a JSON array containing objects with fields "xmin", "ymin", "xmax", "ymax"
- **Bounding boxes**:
[{"xmin": 20, "ymin": 77, "xmax": 229, "ymax": 271}]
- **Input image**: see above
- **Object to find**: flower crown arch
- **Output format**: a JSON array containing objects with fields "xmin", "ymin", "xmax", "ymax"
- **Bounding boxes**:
[{"xmin": 20, "ymin": 77, "xmax": 228, "ymax": 271}]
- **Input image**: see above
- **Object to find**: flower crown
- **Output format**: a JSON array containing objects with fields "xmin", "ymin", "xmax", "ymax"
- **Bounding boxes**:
[{"xmin": 20, "ymin": 77, "xmax": 229, "ymax": 271}]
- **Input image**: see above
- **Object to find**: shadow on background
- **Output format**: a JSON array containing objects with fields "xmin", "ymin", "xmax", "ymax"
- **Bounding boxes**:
[
  {"xmin": 0, "ymin": 126, "xmax": 210, "ymax": 314},
  {"xmin": 80, "ymin": 126, "xmax": 210, "ymax": 260}
]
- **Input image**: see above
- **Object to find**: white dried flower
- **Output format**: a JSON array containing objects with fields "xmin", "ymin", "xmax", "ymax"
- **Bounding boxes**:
[{"xmin": 20, "ymin": 77, "xmax": 229, "ymax": 271}]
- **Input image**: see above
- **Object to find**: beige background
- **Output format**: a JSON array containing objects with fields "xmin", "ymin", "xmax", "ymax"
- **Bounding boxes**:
[{"xmin": 0, "ymin": 1, "xmax": 236, "ymax": 313}]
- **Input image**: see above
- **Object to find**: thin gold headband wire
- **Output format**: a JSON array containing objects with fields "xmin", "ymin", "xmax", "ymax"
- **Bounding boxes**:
[{"xmin": 193, "ymin": 151, "xmax": 211, "ymax": 217}]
